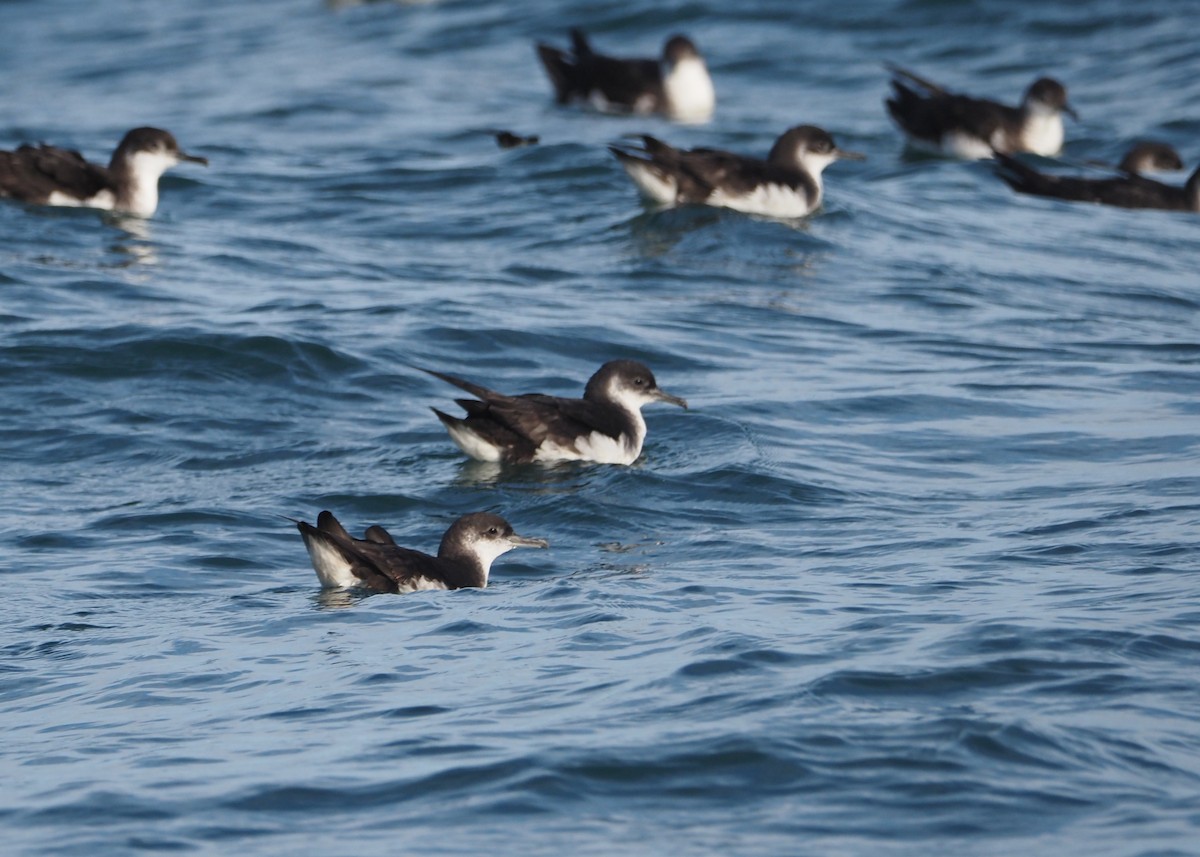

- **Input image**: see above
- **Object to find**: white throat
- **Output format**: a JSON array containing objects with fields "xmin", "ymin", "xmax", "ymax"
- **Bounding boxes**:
[
  {"xmin": 664, "ymin": 57, "xmax": 715, "ymax": 123},
  {"xmin": 468, "ymin": 541, "xmax": 516, "ymax": 587},
  {"xmin": 1019, "ymin": 105, "xmax": 1065, "ymax": 157},
  {"xmin": 607, "ymin": 385, "xmax": 652, "ymax": 451},
  {"xmin": 117, "ymin": 150, "xmax": 178, "ymax": 217}
]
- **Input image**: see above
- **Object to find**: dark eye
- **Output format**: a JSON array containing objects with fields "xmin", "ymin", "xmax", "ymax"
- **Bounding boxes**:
[
  {"xmin": 634, "ymin": 377, "xmax": 646, "ymax": 386},
  {"xmin": 486, "ymin": 526, "xmax": 499, "ymax": 536}
]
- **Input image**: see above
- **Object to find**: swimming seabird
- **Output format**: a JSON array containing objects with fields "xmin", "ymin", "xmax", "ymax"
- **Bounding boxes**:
[
  {"xmin": 1111, "ymin": 141, "xmax": 1185, "ymax": 175},
  {"xmin": 536, "ymin": 30, "xmax": 715, "ymax": 123},
  {"xmin": 0, "ymin": 127, "xmax": 207, "ymax": 218},
  {"xmin": 425, "ymin": 359, "xmax": 687, "ymax": 465},
  {"xmin": 609, "ymin": 125, "xmax": 864, "ymax": 218},
  {"xmin": 995, "ymin": 145, "xmax": 1199, "ymax": 211},
  {"xmin": 885, "ymin": 65, "xmax": 1077, "ymax": 158},
  {"xmin": 297, "ymin": 511, "xmax": 548, "ymax": 592}
]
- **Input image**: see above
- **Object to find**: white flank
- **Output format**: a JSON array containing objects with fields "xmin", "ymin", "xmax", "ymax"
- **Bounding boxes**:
[
  {"xmin": 940, "ymin": 131, "xmax": 997, "ymax": 160},
  {"xmin": 303, "ymin": 535, "xmax": 359, "ymax": 589},
  {"xmin": 664, "ymin": 57, "xmax": 714, "ymax": 123},
  {"xmin": 707, "ymin": 182, "xmax": 817, "ymax": 218},
  {"xmin": 588, "ymin": 89, "xmax": 657, "ymax": 116},
  {"xmin": 535, "ymin": 429, "xmax": 638, "ymax": 465},
  {"xmin": 47, "ymin": 189, "xmax": 116, "ymax": 210},
  {"xmin": 444, "ymin": 422, "xmax": 505, "ymax": 462},
  {"xmin": 631, "ymin": 93, "xmax": 658, "ymax": 115},
  {"xmin": 535, "ymin": 377, "xmax": 650, "ymax": 464},
  {"xmin": 588, "ymin": 90, "xmax": 613, "ymax": 113},
  {"xmin": 620, "ymin": 159, "xmax": 678, "ymax": 204}
]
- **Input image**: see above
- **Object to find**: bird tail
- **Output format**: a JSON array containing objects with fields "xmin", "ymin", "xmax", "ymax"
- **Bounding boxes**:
[{"xmin": 536, "ymin": 43, "xmax": 576, "ymax": 104}]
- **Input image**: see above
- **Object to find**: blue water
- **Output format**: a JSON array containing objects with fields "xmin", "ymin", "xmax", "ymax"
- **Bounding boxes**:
[{"xmin": 3, "ymin": 1, "xmax": 1200, "ymax": 855}]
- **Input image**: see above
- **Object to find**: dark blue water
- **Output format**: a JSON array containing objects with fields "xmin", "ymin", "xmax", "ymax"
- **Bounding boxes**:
[{"xmin": 3, "ymin": 1, "xmax": 1199, "ymax": 855}]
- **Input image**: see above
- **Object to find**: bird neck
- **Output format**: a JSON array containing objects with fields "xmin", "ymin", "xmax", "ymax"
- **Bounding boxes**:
[{"xmin": 109, "ymin": 150, "xmax": 172, "ymax": 217}]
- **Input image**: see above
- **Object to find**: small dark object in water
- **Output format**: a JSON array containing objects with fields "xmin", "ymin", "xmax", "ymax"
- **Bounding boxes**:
[{"xmin": 494, "ymin": 131, "xmax": 540, "ymax": 149}]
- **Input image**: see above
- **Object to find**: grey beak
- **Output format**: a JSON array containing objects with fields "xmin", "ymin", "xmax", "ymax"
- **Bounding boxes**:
[
  {"xmin": 653, "ymin": 388, "xmax": 689, "ymax": 410},
  {"xmin": 180, "ymin": 151, "xmax": 209, "ymax": 166},
  {"xmin": 835, "ymin": 148, "xmax": 867, "ymax": 161},
  {"xmin": 508, "ymin": 533, "xmax": 549, "ymax": 549},
  {"xmin": 1063, "ymin": 104, "xmax": 1080, "ymax": 121}
]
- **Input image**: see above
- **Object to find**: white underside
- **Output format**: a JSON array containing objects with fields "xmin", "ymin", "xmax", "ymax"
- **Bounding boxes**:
[
  {"xmin": 1019, "ymin": 112, "xmax": 1065, "ymax": 157},
  {"xmin": 937, "ymin": 132, "xmax": 997, "ymax": 160},
  {"xmin": 663, "ymin": 58, "xmax": 715, "ymax": 123},
  {"xmin": 444, "ymin": 422, "xmax": 505, "ymax": 462}
]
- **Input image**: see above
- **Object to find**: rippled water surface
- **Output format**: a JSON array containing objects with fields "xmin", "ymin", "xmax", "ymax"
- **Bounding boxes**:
[{"xmin": 3, "ymin": 1, "xmax": 1199, "ymax": 855}]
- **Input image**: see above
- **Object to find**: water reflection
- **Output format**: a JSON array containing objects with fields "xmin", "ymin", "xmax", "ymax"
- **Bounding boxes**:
[
  {"xmin": 313, "ymin": 587, "xmax": 372, "ymax": 610},
  {"xmin": 105, "ymin": 214, "xmax": 159, "ymax": 266},
  {"xmin": 450, "ymin": 457, "xmax": 598, "ymax": 492}
]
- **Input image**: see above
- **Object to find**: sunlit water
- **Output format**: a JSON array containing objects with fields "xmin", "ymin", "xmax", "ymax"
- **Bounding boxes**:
[{"xmin": 3, "ymin": 1, "xmax": 1199, "ymax": 855}]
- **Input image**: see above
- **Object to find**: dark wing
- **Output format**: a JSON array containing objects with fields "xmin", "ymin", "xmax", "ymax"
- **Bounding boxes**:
[
  {"xmin": 887, "ymin": 81, "xmax": 1015, "ymax": 145},
  {"xmin": 297, "ymin": 515, "xmax": 396, "ymax": 593},
  {"xmin": 339, "ymin": 537, "xmax": 455, "ymax": 589},
  {"xmin": 884, "ymin": 64, "xmax": 951, "ymax": 96},
  {"xmin": 994, "ymin": 152, "xmax": 1062, "ymax": 196},
  {"xmin": 609, "ymin": 135, "xmax": 715, "ymax": 201},
  {"xmin": 687, "ymin": 148, "xmax": 809, "ymax": 196},
  {"xmin": 427, "ymin": 366, "xmax": 628, "ymax": 460},
  {"xmin": 423, "ymin": 367, "xmax": 501, "ymax": 403},
  {"xmin": 579, "ymin": 54, "xmax": 664, "ymax": 109},
  {"xmin": 363, "ymin": 525, "xmax": 396, "ymax": 545},
  {"xmin": 464, "ymin": 392, "xmax": 626, "ymax": 444},
  {"xmin": 537, "ymin": 30, "xmax": 663, "ymax": 110},
  {"xmin": 995, "ymin": 153, "xmax": 1187, "ymax": 210},
  {"xmin": 0, "ymin": 144, "xmax": 110, "ymax": 203},
  {"xmin": 303, "ymin": 511, "xmax": 451, "ymax": 592},
  {"xmin": 535, "ymin": 43, "xmax": 576, "ymax": 104}
]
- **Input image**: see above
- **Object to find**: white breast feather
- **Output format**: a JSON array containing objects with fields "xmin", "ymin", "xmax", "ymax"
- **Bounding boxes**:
[
  {"xmin": 664, "ymin": 57, "xmax": 715, "ymax": 123},
  {"xmin": 1020, "ymin": 112, "xmax": 1064, "ymax": 157}
]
